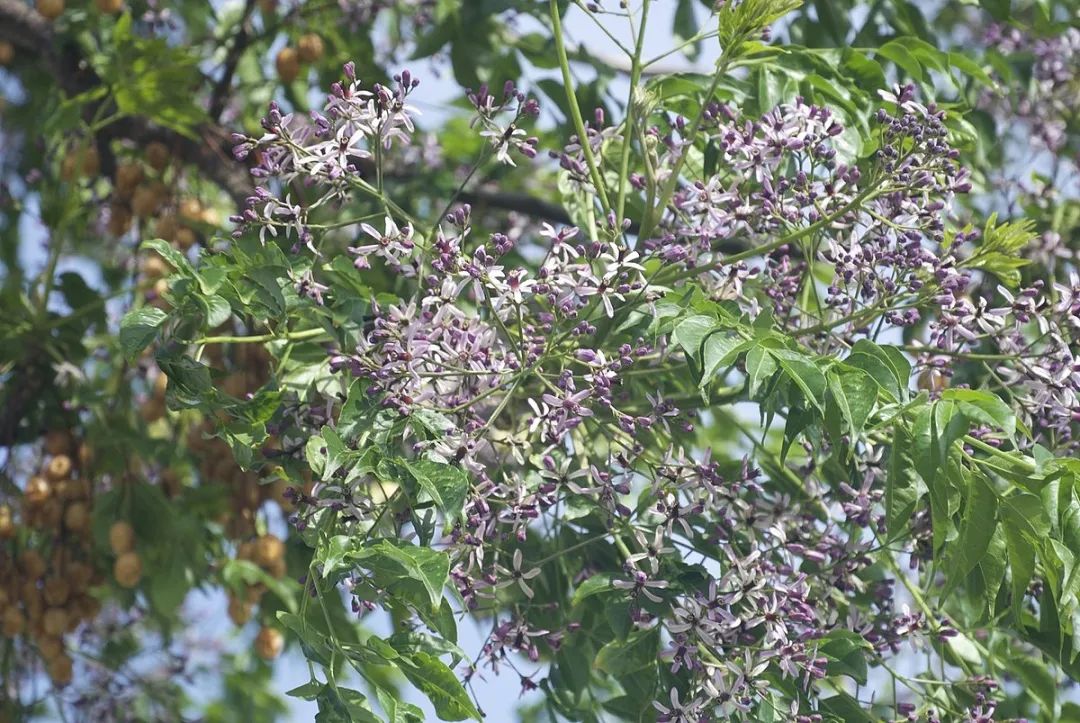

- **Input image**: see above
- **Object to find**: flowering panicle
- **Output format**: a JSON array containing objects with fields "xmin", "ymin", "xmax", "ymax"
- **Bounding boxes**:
[
  {"xmin": 228, "ymin": 62, "xmax": 1076, "ymax": 719},
  {"xmin": 468, "ymin": 81, "xmax": 540, "ymax": 167}
]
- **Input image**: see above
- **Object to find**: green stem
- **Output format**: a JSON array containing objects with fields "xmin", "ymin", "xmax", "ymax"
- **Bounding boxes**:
[
  {"xmin": 550, "ymin": 0, "xmax": 612, "ymax": 214},
  {"xmin": 616, "ymin": 0, "xmax": 650, "ymax": 230},
  {"xmin": 639, "ymin": 52, "xmax": 731, "ymax": 240},
  {"xmin": 194, "ymin": 327, "xmax": 328, "ymax": 345}
]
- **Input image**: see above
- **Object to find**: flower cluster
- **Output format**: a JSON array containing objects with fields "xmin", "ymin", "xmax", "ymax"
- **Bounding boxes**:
[
  {"xmin": 468, "ymin": 81, "xmax": 541, "ymax": 166},
  {"xmin": 228, "ymin": 63, "xmax": 1072, "ymax": 719}
]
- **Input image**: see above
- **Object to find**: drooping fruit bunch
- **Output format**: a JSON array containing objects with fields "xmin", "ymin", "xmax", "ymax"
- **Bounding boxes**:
[{"xmin": 0, "ymin": 429, "xmax": 102, "ymax": 687}]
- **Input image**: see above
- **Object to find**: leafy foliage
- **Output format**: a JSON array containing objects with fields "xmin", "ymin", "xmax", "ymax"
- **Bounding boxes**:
[{"xmin": 0, "ymin": 0, "xmax": 1079, "ymax": 721}]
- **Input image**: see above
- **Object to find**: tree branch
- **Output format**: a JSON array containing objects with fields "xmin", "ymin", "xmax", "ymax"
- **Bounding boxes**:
[
  {"xmin": 208, "ymin": 0, "xmax": 259, "ymax": 120},
  {"xmin": 0, "ymin": 0, "xmax": 250, "ymax": 205},
  {"xmin": 0, "ymin": 0, "xmax": 633, "ymax": 232}
]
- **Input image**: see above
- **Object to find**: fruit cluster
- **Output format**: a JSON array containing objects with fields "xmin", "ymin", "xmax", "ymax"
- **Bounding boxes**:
[
  {"xmin": 274, "ymin": 34, "xmax": 324, "ymax": 84},
  {"xmin": 0, "ymin": 431, "xmax": 102, "ymax": 686},
  {"xmin": 35, "ymin": 0, "xmax": 124, "ymax": 21}
]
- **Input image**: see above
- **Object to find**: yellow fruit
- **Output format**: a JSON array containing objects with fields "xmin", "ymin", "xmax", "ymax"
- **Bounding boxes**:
[
  {"xmin": 39, "ymin": 499, "xmax": 62, "ymax": 528},
  {"xmin": 0, "ymin": 506, "xmax": 14, "ymax": 539},
  {"xmin": 108, "ymin": 521, "xmax": 135, "ymax": 555},
  {"xmin": 115, "ymin": 161, "xmax": 143, "ymax": 194},
  {"xmin": 145, "ymin": 141, "xmax": 170, "ymax": 172},
  {"xmin": 60, "ymin": 478, "xmax": 90, "ymax": 501},
  {"xmin": 114, "ymin": 551, "xmax": 142, "ymax": 588},
  {"xmin": 254, "ymin": 626, "xmax": 283, "ymax": 660},
  {"xmin": 24, "ymin": 476, "xmax": 51, "ymax": 506},
  {"xmin": 275, "ymin": 47, "xmax": 300, "ymax": 84},
  {"xmin": 199, "ymin": 206, "xmax": 221, "ymax": 226},
  {"xmin": 67, "ymin": 564, "xmax": 92, "ymax": 593},
  {"xmin": 62, "ymin": 502, "xmax": 89, "ymax": 533},
  {"xmin": 0, "ymin": 42, "xmax": 14, "ymax": 66},
  {"xmin": 264, "ymin": 556, "xmax": 287, "ymax": 580},
  {"xmin": 154, "ymin": 213, "xmax": 178, "ymax": 242},
  {"xmin": 19, "ymin": 550, "xmax": 47, "ymax": 579},
  {"xmin": 152, "ymin": 373, "xmax": 168, "ymax": 399},
  {"xmin": 140, "ymin": 254, "xmax": 170, "ymax": 280},
  {"xmin": 94, "ymin": 0, "xmax": 123, "ymax": 12},
  {"xmin": 48, "ymin": 654, "xmax": 73, "ymax": 686},
  {"xmin": 36, "ymin": 0, "xmax": 64, "ymax": 21},
  {"xmin": 2, "ymin": 607, "xmax": 25, "ymax": 637},
  {"xmin": 254, "ymin": 537, "xmax": 284, "ymax": 570},
  {"xmin": 178, "ymin": 197, "xmax": 203, "ymax": 222},
  {"xmin": 42, "ymin": 578, "xmax": 70, "ymax": 607},
  {"xmin": 38, "ymin": 635, "xmax": 64, "ymax": 661},
  {"xmin": 77, "ymin": 442, "xmax": 94, "ymax": 471},
  {"xmin": 81, "ymin": 146, "xmax": 100, "ymax": 177},
  {"xmin": 139, "ymin": 397, "xmax": 165, "ymax": 423},
  {"xmin": 70, "ymin": 593, "xmax": 101, "ymax": 621},
  {"xmin": 108, "ymin": 204, "xmax": 133, "ymax": 236},
  {"xmin": 45, "ymin": 455, "xmax": 72, "ymax": 481},
  {"xmin": 297, "ymin": 34, "xmax": 324, "ymax": 63},
  {"xmin": 227, "ymin": 596, "xmax": 252, "ymax": 626},
  {"xmin": 42, "ymin": 608, "xmax": 68, "ymax": 637},
  {"xmin": 43, "ymin": 430, "xmax": 72, "ymax": 456},
  {"xmin": 173, "ymin": 226, "xmax": 197, "ymax": 250},
  {"xmin": 131, "ymin": 185, "xmax": 162, "ymax": 218},
  {"xmin": 244, "ymin": 584, "xmax": 266, "ymax": 604}
]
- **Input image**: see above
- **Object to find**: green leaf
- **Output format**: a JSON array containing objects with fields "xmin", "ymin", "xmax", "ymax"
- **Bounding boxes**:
[
  {"xmin": 886, "ymin": 426, "xmax": 925, "ymax": 540},
  {"xmin": 388, "ymin": 630, "xmax": 468, "ymax": 667},
  {"xmin": 141, "ymin": 238, "xmax": 194, "ymax": 277},
  {"xmin": 875, "ymin": 40, "xmax": 926, "ymax": 82},
  {"xmin": 397, "ymin": 651, "xmax": 482, "ymax": 721},
  {"xmin": 945, "ymin": 472, "xmax": 998, "ymax": 595},
  {"xmin": 846, "ymin": 340, "xmax": 910, "ymax": 402},
  {"xmin": 305, "ymin": 433, "xmax": 327, "ymax": 479},
  {"xmin": 672, "ymin": 0, "xmax": 700, "ymax": 58},
  {"xmin": 840, "ymin": 48, "xmax": 886, "ymax": 89},
  {"xmin": 200, "ymin": 295, "xmax": 233, "ymax": 328},
  {"xmin": 1013, "ymin": 654, "xmax": 1057, "ymax": 713},
  {"xmin": 700, "ymin": 330, "xmax": 750, "ymax": 391},
  {"xmin": 818, "ymin": 630, "xmax": 871, "ymax": 685},
  {"xmin": 572, "ymin": 574, "xmax": 615, "ymax": 606},
  {"xmin": 594, "ymin": 627, "xmax": 660, "ymax": 676},
  {"xmin": 746, "ymin": 344, "xmax": 778, "ymax": 398},
  {"xmin": 352, "ymin": 541, "xmax": 450, "ymax": 610},
  {"xmin": 828, "ymin": 366, "xmax": 877, "ymax": 437},
  {"xmin": 770, "ymin": 349, "xmax": 826, "ymax": 412},
  {"xmin": 375, "ymin": 687, "xmax": 426, "ymax": 723},
  {"xmin": 942, "ymin": 388, "xmax": 1016, "ymax": 440},
  {"xmin": 277, "ymin": 611, "xmax": 332, "ymax": 667},
  {"xmin": 320, "ymin": 426, "xmax": 351, "ymax": 482},
  {"xmin": 672, "ymin": 315, "xmax": 716, "ymax": 359},
  {"xmin": 405, "ymin": 458, "xmax": 470, "ymax": 525},
  {"xmin": 819, "ymin": 691, "xmax": 876, "ymax": 722},
  {"xmin": 119, "ymin": 307, "xmax": 168, "ymax": 359}
]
